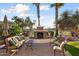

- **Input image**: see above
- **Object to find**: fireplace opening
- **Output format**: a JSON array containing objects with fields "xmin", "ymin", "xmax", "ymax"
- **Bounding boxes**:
[{"xmin": 37, "ymin": 32, "xmax": 43, "ymax": 39}]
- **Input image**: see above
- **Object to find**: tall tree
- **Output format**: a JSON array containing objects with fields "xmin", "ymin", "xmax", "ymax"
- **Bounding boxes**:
[
  {"xmin": 72, "ymin": 10, "xmax": 79, "ymax": 25},
  {"xmin": 0, "ymin": 21, "xmax": 2, "ymax": 35},
  {"xmin": 58, "ymin": 10, "xmax": 74, "ymax": 30},
  {"xmin": 12, "ymin": 16, "xmax": 24, "ymax": 31},
  {"xmin": 24, "ymin": 17, "xmax": 34, "ymax": 37},
  {"xmin": 2, "ymin": 15, "xmax": 9, "ymax": 36},
  {"xmin": 25, "ymin": 17, "xmax": 34, "ymax": 30},
  {"xmin": 33, "ymin": 3, "xmax": 40, "ymax": 26},
  {"xmin": 50, "ymin": 3, "xmax": 64, "ymax": 37},
  {"xmin": 72, "ymin": 10, "xmax": 79, "ymax": 35}
]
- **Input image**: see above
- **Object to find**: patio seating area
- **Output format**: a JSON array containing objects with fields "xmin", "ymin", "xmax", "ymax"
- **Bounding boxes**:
[
  {"xmin": 0, "ymin": 43, "xmax": 67, "ymax": 56},
  {"xmin": 0, "ymin": 38, "xmax": 68, "ymax": 56},
  {"xmin": 0, "ymin": 34, "xmax": 79, "ymax": 56}
]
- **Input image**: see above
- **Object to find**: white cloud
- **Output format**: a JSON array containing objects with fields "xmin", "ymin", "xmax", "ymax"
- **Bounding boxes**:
[
  {"xmin": 50, "ymin": 20, "xmax": 55, "ymax": 28},
  {"xmin": 0, "ymin": 19, "xmax": 3, "ymax": 21},
  {"xmin": 18, "ymin": 13, "xmax": 29, "ymax": 18},
  {"xmin": 1, "ymin": 8, "xmax": 7, "ymax": 13},
  {"xmin": 18, "ymin": 13, "xmax": 37, "ymax": 20},
  {"xmin": 10, "ymin": 6, "xmax": 14, "ymax": 8},
  {"xmin": 15, "ymin": 4, "xmax": 29, "ymax": 13},
  {"xmin": 40, "ymin": 5, "xmax": 50, "ymax": 11},
  {"xmin": 0, "ymin": 8, "xmax": 15, "ymax": 14},
  {"xmin": 0, "ymin": 4, "xmax": 30, "ymax": 14}
]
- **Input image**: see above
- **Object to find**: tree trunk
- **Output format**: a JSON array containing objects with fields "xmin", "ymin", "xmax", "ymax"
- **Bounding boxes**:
[
  {"xmin": 55, "ymin": 3, "xmax": 59, "ymax": 37},
  {"xmin": 37, "ymin": 3, "xmax": 40, "ymax": 26},
  {"xmin": 22, "ymin": 27, "xmax": 24, "ymax": 32}
]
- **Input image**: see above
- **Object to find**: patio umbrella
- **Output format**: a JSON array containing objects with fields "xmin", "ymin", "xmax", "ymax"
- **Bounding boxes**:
[{"xmin": 2, "ymin": 15, "xmax": 9, "ymax": 36}]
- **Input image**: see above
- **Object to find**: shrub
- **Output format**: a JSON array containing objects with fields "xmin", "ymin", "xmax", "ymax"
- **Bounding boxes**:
[
  {"xmin": 0, "ymin": 24, "xmax": 2, "ymax": 36},
  {"xmin": 8, "ymin": 24, "xmax": 22, "ymax": 36},
  {"xmin": 0, "ymin": 28, "xmax": 2, "ymax": 36}
]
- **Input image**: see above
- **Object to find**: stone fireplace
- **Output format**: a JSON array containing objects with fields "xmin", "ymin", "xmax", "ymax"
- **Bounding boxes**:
[
  {"xmin": 33, "ymin": 26, "xmax": 52, "ymax": 39},
  {"xmin": 24, "ymin": 26, "xmax": 54, "ymax": 39}
]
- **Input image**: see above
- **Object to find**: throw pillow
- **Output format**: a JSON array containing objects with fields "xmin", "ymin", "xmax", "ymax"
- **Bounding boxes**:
[
  {"xmin": 12, "ymin": 37, "xmax": 19, "ymax": 43},
  {"xmin": 15, "ymin": 37, "xmax": 21, "ymax": 41},
  {"xmin": 9, "ymin": 39, "xmax": 16, "ymax": 46}
]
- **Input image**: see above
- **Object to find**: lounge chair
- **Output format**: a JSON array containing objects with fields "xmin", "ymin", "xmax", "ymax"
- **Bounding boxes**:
[
  {"xmin": 53, "ymin": 41, "xmax": 66, "ymax": 56},
  {"xmin": 5, "ymin": 36, "xmax": 25, "ymax": 53}
]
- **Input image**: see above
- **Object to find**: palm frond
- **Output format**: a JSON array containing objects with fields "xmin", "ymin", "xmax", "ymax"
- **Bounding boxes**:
[
  {"xmin": 50, "ymin": 4, "xmax": 54, "ymax": 7},
  {"xmin": 58, "ymin": 3, "xmax": 64, "ymax": 8},
  {"xmin": 50, "ymin": 3, "xmax": 64, "ymax": 8},
  {"xmin": 33, "ymin": 3, "xmax": 39, "ymax": 6}
]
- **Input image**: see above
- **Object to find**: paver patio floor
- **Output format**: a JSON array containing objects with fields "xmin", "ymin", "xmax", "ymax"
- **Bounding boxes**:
[{"xmin": 0, "ymin": 39, "xmax": 67, "ymax": 56}]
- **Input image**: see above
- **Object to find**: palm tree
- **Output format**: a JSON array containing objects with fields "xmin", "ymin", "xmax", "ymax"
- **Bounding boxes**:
[
  {"xmin": 33, "ymin": 3, "xmax": 40, "ymax": 26},
  {"xmin": 50, "ymin": 3, "xmax": 64, "ymax": 37}
]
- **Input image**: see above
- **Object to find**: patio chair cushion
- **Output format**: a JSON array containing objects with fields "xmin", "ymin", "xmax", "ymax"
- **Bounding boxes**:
[
  {"xmin": 53, "ymin": 46, "xmax": 62, "ymax": 51},
  {"xmin": 19, "ymin": 36, "xmax": 25, "ymax": 40},
  {"xmin": 9, "ymin": 38, "xmax": 16, "ymax": 46},
  {"xmin": 15, "ymin": 40, "xmax": 24, "ymax": 47},
  {"xmin": 15, "ymin": 36, "xmax": 22, "ymax": 41},
  {"xmin": 15, "ymin": 42, "xmax": 21, "ymax": 48},
  {"xmin": 60, "ymin": 42, "xmax": 65, "ymax": 49},
  {"xmin": 53, "ymin": 42, "xmax": 65, "ymax": 51},
  {"xmin": 10, "ymin": 37, "xmax": 25, "ymax": 47},
  {"xmin": 12, "ymin": 37, "xmax": 19, "ymax": 43},
  {"xmin": 5, "ymin": 36, "xmax": 25, "ymax": 49}
]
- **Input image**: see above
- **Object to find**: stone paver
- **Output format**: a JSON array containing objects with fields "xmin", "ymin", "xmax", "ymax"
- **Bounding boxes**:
[{"xmin": 0, "ymin": 39, "xmax": 66, "ymax": 56}]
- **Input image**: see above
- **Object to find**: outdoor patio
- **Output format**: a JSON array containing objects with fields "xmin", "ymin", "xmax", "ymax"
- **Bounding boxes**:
[{"xmin": 0, "ymin": 39, "xmax": 67, "ymax": 56}]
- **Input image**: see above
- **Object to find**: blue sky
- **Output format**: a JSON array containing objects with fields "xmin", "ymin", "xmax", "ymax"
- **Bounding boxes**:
[{"xmin": 0, "ymin": 3, "xmax": 79, "ymax": 28}]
